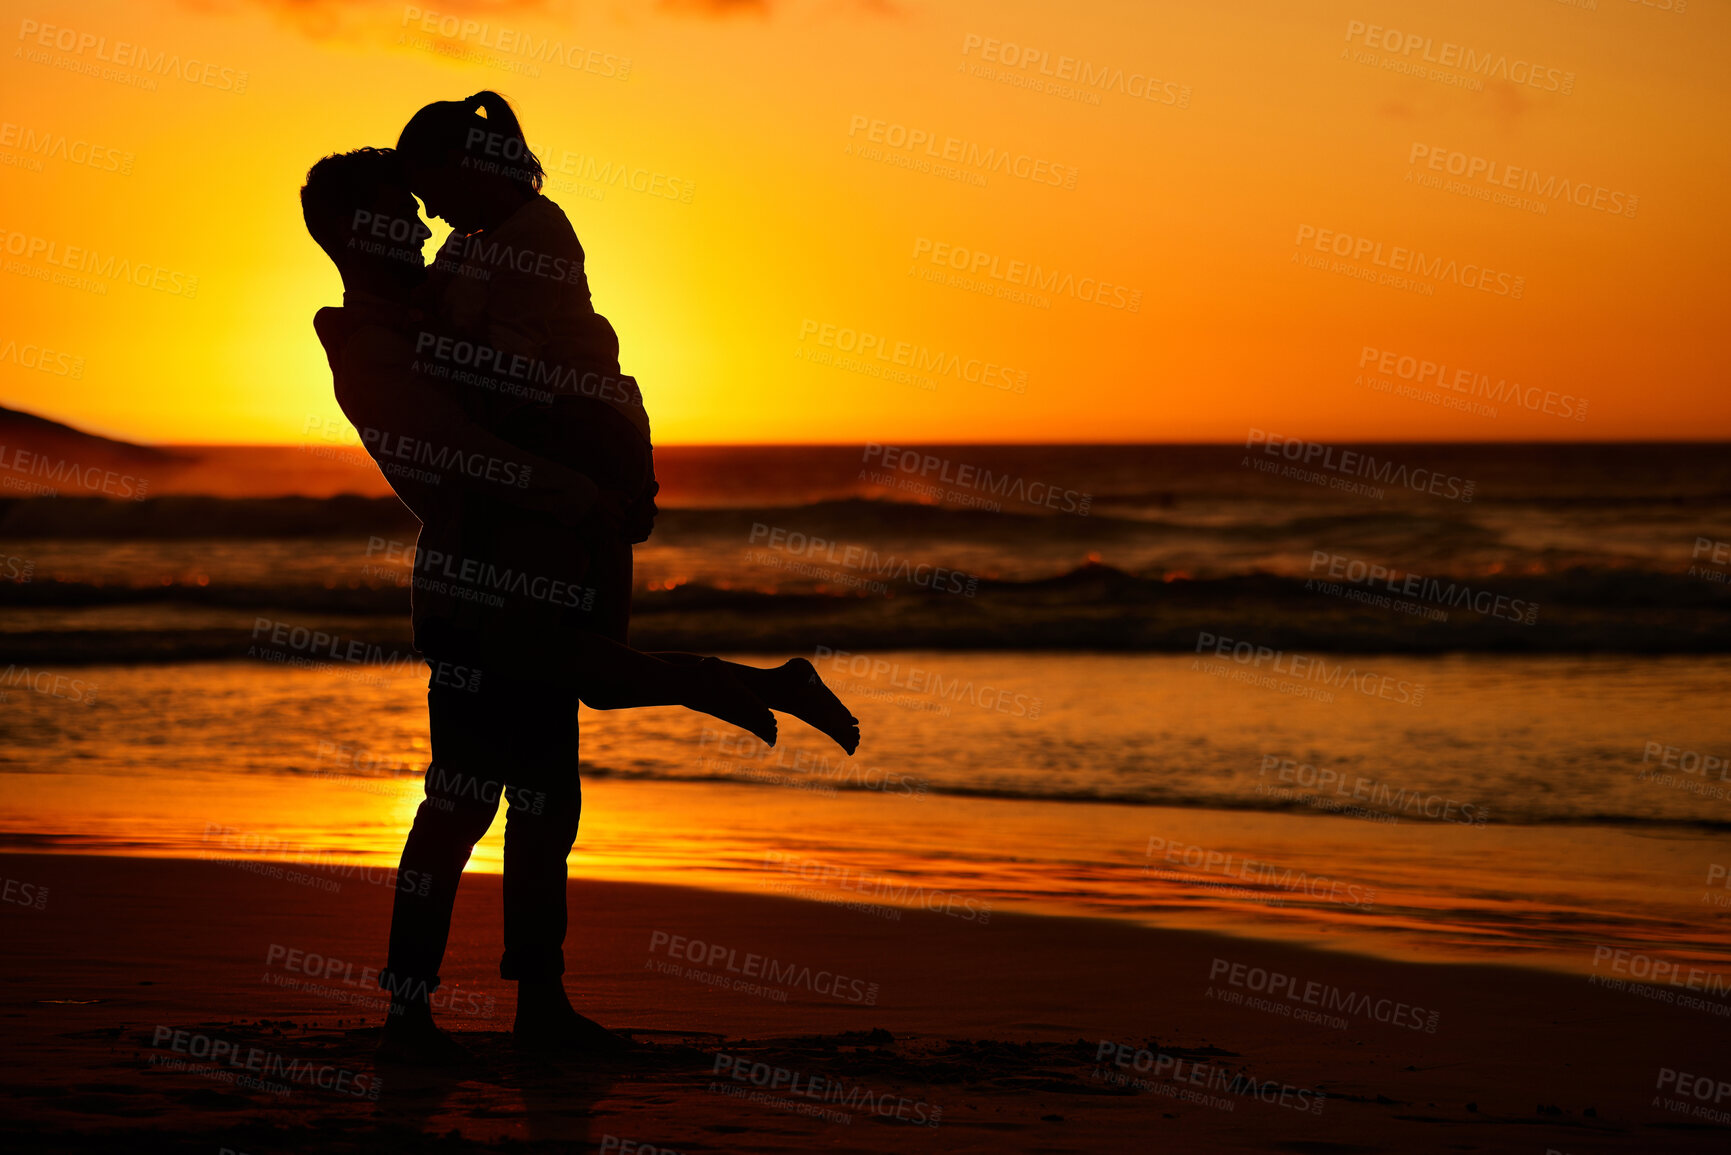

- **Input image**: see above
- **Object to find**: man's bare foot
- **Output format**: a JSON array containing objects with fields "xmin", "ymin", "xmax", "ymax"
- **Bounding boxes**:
[
  {"xmin": 513, "ymin": 980, "xmax": 631, "ymax": 1056},
  {"xmin": 689, "ymin": 657, "xmax": 777, "ymax": 747},
  {"xmin": 377, "ymin": 999, "xmax": 475, "ymax": 1066},
  {"xmin": 746, "ymin": 658, "xmax": 859, "ymax": 755}
]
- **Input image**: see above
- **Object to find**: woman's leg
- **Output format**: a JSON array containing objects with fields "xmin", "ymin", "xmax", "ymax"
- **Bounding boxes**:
[
  {"xmin": 509, "ymin": 631, "xmax": 781, "ymax": 748},
  {"xmin": 489, "ymin": 510, "xmax": 854, "ymax": 751},
  {"xmin": 643, "ymin": 652, "xmax": 859, "ymax": 755}
]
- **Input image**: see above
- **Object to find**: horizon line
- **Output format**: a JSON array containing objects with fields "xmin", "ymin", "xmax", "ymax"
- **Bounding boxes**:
[{"xmin": 152, "ymin": 437, "xmax": 1731, "ymax": 448}]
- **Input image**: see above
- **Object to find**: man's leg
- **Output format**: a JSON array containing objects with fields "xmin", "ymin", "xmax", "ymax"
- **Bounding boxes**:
[
  {"xmin": 377, "ymin": 674, "xmax": 506, "ymax": 1060},
  {"xmin": 477, "ymin": 677, "xmax": 624, "ymax": 1050},
  {"xmin": 495, "ymin": 678, "xmax": 582, "ymax": 988}
]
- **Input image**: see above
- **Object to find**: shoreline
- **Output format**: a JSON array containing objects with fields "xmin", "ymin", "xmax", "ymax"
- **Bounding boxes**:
[
  {"xmin": 4, "ymin": 753, "xmax": 1729, "ymax": 982},
  {"xmin": 5, "ymin": 815, "xmax": 1729, "ymax": 984}
]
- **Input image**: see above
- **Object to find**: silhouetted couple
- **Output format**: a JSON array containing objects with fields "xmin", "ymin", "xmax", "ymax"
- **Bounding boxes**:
[{"xmin": 299, "ymin": 92, "xmax": 858, "ymax": 1064}]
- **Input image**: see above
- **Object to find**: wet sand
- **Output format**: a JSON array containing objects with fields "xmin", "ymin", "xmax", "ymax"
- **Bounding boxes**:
[{"xmin": 2, "ymin": 853, "xmax": 1727, "ymax": 1151}]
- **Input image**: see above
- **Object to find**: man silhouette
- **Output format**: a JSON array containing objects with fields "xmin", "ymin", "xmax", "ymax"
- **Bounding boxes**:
[{"xmin": 301, "ymin": 147, "xmax": 625, "ymax": 1062}]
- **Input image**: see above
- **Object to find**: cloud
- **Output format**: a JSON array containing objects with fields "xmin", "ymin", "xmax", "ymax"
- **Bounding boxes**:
[
  {"xmin": 657, "ymin": 0, "xmax": 902, "ymax": 18},
  {"xmin": 659, "ymin": 0, "xmax": 771, "ymax": 15},
  {"xmin": 182, "ymin": 0, "xmax": 892, "ymax": 42},
  {"xmin": 184, "ymin": 0, "xmax": 566, "ymax": 41},
  {"xmin": 1483, "ymin": 81, "xmax": 1532, "ymax": 129}
]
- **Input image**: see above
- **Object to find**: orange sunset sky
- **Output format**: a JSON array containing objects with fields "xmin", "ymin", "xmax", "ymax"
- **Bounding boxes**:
[{"xmin": 0, "ymin": 0, "xmax": 1725, "ymax": 445}]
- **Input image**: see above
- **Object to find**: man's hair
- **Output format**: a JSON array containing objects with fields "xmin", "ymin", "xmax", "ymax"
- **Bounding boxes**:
[{"xmin": 300, "ymin": 147, "xmax": 406, "ymax": 261}]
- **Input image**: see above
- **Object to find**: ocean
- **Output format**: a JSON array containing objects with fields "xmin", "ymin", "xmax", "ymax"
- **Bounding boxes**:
[{"xmin": 2, "ymin": 443, "xmax": 1729, "ymax": 975}]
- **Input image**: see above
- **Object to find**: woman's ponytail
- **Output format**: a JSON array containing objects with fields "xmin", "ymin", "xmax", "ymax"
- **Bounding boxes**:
[{"xmin": 398, "ymin": 91, "xmax": 544, "ymax": 193}]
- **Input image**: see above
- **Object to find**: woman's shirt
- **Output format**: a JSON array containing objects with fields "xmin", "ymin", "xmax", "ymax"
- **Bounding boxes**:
[{"xmin": 428, "ymin": 193, "xmax": 651, "ymax": 442}]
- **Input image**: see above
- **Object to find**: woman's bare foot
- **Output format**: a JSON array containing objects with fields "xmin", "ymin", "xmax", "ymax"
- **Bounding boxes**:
[
  {"xmin": 744, "ymin": 659, "xmax": 859, "ymax": 755},
  {"xmin": 377, "ymin": 999, "xmax": 475, "ymax": 1066},
  {"xmin": 688, "ymin": 657, "xmax": 777, "ymax": 747}
]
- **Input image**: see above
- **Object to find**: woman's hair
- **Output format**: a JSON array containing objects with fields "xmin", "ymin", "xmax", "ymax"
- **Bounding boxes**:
[{"xmin": 397, "ymin": 91, "xmax": 543, "ymax": 193}]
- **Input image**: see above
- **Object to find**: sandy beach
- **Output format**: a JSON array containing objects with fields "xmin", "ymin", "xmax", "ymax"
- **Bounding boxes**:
[{"xmin": 2, "ymin": 852, "xmax": 1726, "ymax": 1153}]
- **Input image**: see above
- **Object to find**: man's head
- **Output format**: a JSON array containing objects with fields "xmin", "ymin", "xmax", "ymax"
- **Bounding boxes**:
[{"xmin": 300, "ymin": 147, "xmax": 430, "ymax": 291}]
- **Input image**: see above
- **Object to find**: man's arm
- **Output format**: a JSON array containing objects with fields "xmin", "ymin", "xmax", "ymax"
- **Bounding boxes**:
[{"xmin": 333, "ymin": 323, "xmax": 600, "ymax": 526}]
